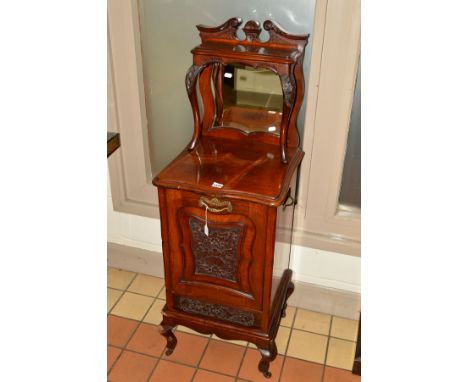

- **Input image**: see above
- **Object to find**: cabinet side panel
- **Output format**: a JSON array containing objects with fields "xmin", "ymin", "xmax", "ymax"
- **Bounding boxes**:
[
  {"xmin": 271, "ymin": 171, "xmax": 297, "ymax": 306},
  {"xmin": 157, "ymin": 187, "xmax": 173, "ymax": 308},
  {"xmin": 261, "ymin": 206, "xmax": 277, "ymax": 331}
]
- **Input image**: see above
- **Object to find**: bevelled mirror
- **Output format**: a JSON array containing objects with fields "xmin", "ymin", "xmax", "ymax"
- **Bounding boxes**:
[{"xmin": 211, "ymin": 64, "xmax": 283, "ymax": 135}]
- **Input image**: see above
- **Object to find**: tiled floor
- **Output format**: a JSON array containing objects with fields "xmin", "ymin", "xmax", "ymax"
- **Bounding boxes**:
[{"xmin": 107, "ymin": 268, "xmax": 361, "ymax": 382}]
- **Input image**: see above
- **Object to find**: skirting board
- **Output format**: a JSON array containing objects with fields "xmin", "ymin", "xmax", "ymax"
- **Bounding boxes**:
[
  {"xmin": 107, "ymin": 242, "xmax": 360, "ymax": 320},
  {"xmin": 107, "ymin": 242, "xmax": 164, "ymax": 278}
]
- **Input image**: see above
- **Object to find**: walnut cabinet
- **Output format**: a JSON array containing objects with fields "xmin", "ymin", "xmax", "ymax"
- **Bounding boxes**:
[{"xmin": 153, "ymin": 18, "xmax": 309, "ymax": 378}]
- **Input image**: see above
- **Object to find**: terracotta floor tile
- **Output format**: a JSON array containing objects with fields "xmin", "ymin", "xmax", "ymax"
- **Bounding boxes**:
[
  {"xmin": 111, "ymin": 292, "xmax": 154, "ymax": 321},
  {"xmin": 280, "ymin": 306, "xmax": 296, "ymax": 328},
  {"xmin": 108, "ymin": 350, "xmax": 157, "ymax": 382},
  {"xmin": 126, "ymin": 323, "xmax": 166, "ymax": 357},
  {"xmin": 128, "ymin": 274, "xmax": 165, "ymax": 297},
  {"xmin": 162, "ymin": 332, "xmax": 209, "ymax": 366},
  {"xmin": 107, "ymin": 346, "xmax": 121, "ymax": 372},
  {"xmin": 108, "ymin": 288, "xmax": 123, "ymax": 313},
  {"xmin": 238, "ymin": 348, "xmax": 284, "ymax": 382},
  {"xmin": 158, "ymin": 287, "xmax": 166, "ymax": 300},
  {"xmin": 193, "ymin": 369, "xmax": 235, "ymax": 382},
  {"xmin": 200, "ymin": 339, "xmax": 246, "ymax": 376},
  {"xmin": 148, "ymin": 359, "xmax": 196, "ymax": 382},
  {"xmin": 176, "ymin": 325, "xmax": 211, "ymax": 338},
  {"xmin": 323, "ymin": 366, "xmax": 361, "ymax": 382},
  {"xmin": 293, "ymin": 309, "xmax": 331, "ymax": 335},
  {"xmin": 107, "ymin": 268, "xmax": 136, "ymax": 290},
  {"xmin": 287, "ymin": 329, "xmax": 328, "ymax": 364},
  {"xmin": 280, "ymin": 357, "xmax": 323, "ymax": 382},
  {"xmin": 143, "ymin": 299, "xmax": 166, "ymax": 325},
  {"xmin": 107, "ymin": 315, "xmax": 139, "ymax": 347},
  {"xmin": 330, "ymin": 316, "xmax": 359, "ymax": 341},
  {"xmin": 326, "ymin": 338, "xmax": 356, "ymax": 370}
]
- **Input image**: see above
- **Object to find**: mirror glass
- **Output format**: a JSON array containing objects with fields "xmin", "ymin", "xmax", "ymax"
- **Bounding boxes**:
[{"xmin": 213, "ymin": 64, "xmax": 283, "ymax": 135}]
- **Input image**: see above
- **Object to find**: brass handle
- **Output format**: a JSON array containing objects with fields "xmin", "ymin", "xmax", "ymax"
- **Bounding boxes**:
[{"xmin": 198, "ymin": 196, "xmax": 233, "ymax": 213}]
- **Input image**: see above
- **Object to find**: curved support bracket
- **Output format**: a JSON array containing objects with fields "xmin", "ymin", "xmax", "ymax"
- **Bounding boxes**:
[
  {"xmin": 186, "ymin": 64, "xmax": 206, "ymax": 151},
  {"xmin": 212, "ymin": 63, "xmax": 224, "ymax": 126},
  {"xmin": 279, "ymin": 72, "xmax": 297, "ymax": 163}
]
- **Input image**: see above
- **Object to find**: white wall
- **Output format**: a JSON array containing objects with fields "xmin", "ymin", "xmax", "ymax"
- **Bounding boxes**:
[{"xmin": 108, "ymin": 174, "xmax": 361, "ymax": 293}]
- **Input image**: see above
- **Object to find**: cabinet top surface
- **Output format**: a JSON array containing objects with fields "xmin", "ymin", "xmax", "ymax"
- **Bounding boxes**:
[{"xmin": 153, "ymin": 137, "xmax": 303, "ymax": 206}]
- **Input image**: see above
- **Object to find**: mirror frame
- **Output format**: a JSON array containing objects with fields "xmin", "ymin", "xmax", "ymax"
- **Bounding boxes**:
[{"xmin": 185, "ymin": 18, "xmax": 309, "ymax": 163}]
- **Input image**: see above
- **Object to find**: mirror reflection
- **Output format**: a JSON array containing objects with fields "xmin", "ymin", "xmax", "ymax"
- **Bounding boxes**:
[{"xmin": 213, "ymin": 64, "xmax": 283, "ymax": 135}]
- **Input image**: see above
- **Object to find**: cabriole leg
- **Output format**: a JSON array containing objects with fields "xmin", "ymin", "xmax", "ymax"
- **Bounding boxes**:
[
  {"xmin": 159, "ymin": 324, "xmax": 177, "ymax": 356},
  {"xmin": 281, "ymin": 281, "xmax": 295, "ymax": 318},
  {"xmin": 258, "ymin": 341, "xmax": 278, "ymax": 378}
]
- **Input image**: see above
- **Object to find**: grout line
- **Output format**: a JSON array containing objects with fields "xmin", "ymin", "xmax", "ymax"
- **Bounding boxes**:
[
  {"xmin": 125, "ymin": 270, "xmax": 139, "ymax": 290},
  {"xmin": 288, "ymin": 325, "xmax": 357, "ymax": 343},
  {"xmin": 106, "ymin": 345, "xmax": 123, "ymax": 374},
  {"xmin": 107, "ymin": 321, "xmax": 142, "ymax": 377},
  {"xmin": 110, "ymin": 341, "xmax": 351, "ymax": 373},
  {"xmin": 278, "ymin": 306, "xmax": 298, "ymax": 381},
  {"xmin": 123, "ymin": 289, "xmax": 165, "ymax": 299},
  {"xmin": 109, "ymin": 316, "xmax": 353, "ymax": 379},
  {"xmin": 190, "ymin": 337, "xmax": 249, "ymax": 381},
  {"xmin": 108, "ymin": 270, "xmax": 358, "ymax": 379},
  {"xmin": 107, "ymin": 288, "xmax": 125, "ymax": 314},
  {"xmin": 188, "ymin": 332, "xmax": 212, "ymax": 382},
  {"xmin": 107, "ymin": 271, "xmax": 141, "ymax": 377},
  {"xmin": 159, "ymin": 317, "xmax": 355, "ymax": 344},
  {"xmin": 320, "ymin": 312, "xmax": 334, "ymax": 382},
  {"xmin": 108, "ymin": 271, "xmax": 163, "ymax": 378},
  {"xmin": 140, "ymin": 294, "xmax": 163, "ymax": 324},
  {"xmin": 145, "ymin": 353, "xmax": 162, "ymax": 382},
  {"xmin": 107, "ymin": 270, "xmax": 139, "ymax": 312},
  {"xmin": 234, "ymin": 341, "xmax": 249, "ymax": 380}
]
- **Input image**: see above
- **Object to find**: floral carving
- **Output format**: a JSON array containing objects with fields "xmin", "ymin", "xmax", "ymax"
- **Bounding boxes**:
[
  {"xmin": 280, "ymin": 74, "xmax": 296, "ymax": 108},
  {"xmin": 189, "ymin": 217, "xmax": 241, "ymax": 282},
  {"xmin": 176, "ymin": 296, "xmax": 255, "ymax": 327},
  {"xmin": 185, "ymin": 65, "xmax": 204, "ymax": 96}
]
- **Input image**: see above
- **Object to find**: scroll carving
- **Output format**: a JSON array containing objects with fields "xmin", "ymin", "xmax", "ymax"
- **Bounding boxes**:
[
  {"xmin": 197, "ymin": 17, "xmax": 242, "ymax": 43},
  {"xmin": 176, "ymin": 296, "xmax": 255, "ymax": 327},
  {"xmin": 263, "ymin": 20, "xmax": 308, "ymax": 50},
  {"xmin": 189, "ymin": 217, "xmax": 241, "ymax": 282},
  {"xmin": 196, "ymin": 18, "xmax": 309, "ymax": 49}
]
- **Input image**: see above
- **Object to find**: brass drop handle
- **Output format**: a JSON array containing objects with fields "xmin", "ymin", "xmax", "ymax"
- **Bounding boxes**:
[{"xmin": 198, "ymin": 196, "xmax": 233, "ymax": 213}]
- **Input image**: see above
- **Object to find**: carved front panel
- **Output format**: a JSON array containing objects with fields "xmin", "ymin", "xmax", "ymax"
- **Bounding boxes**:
[
  {"xmin": 166, "ymin": 190, "xmax": 265, "ymax": 311},
  {"xmin": 176, "ymin": 296, "xmax": 255, "ymax": 327},
  {"xmin": 189, "ymin": 217, "xmax": 241, "ymax": 282}
]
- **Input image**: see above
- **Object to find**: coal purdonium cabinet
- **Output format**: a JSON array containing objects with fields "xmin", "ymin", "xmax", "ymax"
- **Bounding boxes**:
[{"xmin": 153, "ymin": 17, "xmax": 309, "ymax": 378}]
